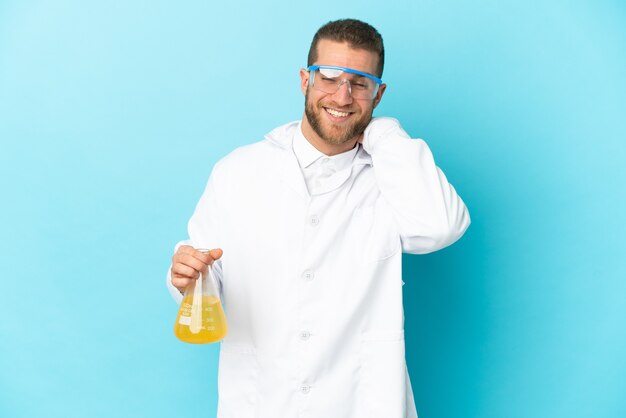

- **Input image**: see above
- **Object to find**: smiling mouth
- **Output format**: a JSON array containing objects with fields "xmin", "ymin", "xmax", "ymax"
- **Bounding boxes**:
[{"xmin": 324, "ymin": 107, "xmax": 353, "ymax": 119}]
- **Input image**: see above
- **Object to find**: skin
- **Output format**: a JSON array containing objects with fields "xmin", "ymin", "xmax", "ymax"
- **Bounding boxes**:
[
  {"xmin": 300, "ymin": 39, "xmax": 387, "ymax": 155},
  {"xmin": 171, "ymin": 247, "xmax": 222, "ymax": 292},
  {"xmin": 171, "ymin": 39, "xmax": 387, "ymax": 291}
]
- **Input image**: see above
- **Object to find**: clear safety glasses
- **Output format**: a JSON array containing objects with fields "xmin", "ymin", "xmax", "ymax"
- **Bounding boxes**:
[{"xmin": 307, "ymin": 65, "xmax": 382, "ymax": 100}]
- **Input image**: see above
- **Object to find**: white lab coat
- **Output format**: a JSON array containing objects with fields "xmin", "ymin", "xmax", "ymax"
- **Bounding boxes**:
[{"xmin": 167, "ymin": 117, "xmax": 470, "ymax": 418}]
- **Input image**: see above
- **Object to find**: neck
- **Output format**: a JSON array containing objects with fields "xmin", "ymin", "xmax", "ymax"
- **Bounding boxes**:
[{"xmin": 300, "ymin": 114, "xmax": 359, "ymax": 156}]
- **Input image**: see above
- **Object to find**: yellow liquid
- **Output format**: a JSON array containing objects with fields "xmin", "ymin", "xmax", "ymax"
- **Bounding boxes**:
[{"xmin": 174, "ymin": 295, "xmax": 228, "ymax": 344}]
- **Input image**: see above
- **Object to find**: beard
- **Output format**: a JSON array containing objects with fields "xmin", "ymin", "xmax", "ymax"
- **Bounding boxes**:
[{"xmin": 304, "ymin": 91, "xmax": 372, "ymax": 146}]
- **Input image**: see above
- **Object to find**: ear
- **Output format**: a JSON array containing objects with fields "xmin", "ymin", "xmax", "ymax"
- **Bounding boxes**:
[
  {"xmin": 373, "ymin": 83, "xmax": 386, "ymax": 109},
  {"xmin": 300, "ymin": 68, "xmax": 310, "ymax": 96}
]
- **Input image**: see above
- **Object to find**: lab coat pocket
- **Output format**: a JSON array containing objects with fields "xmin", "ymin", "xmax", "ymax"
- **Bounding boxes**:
[
  {"xmin": 357, "ymin": 331, "xmax": 406, "ymax": 418},
  {"xmin": 217, "ymin": 343, "xmax": 258, "ymax": 418},
  {"xmin": 352, "ymin": 205, "xmax": 401, "ymax": 263}
]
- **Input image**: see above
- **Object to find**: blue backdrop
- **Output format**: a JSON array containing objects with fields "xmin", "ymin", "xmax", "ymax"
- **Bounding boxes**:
[{"xmin": 1, "ymin": 1, "xmax": 625, "ymax": 417}]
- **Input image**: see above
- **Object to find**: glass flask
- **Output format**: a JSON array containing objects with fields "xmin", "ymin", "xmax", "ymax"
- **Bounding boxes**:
[{"xmin": 174, "ymin": 250, "xmax": 228, "ymax": 344}]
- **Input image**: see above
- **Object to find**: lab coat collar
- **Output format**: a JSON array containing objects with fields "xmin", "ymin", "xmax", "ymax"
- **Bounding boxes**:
[
  {"xmin": 264, "ymin": 120, "xmax": 300, "ymax": 150},
  {"xmin": 265, "ymin": 120, "xmax": 373, "ymax": 167},
  {"xmin": 292, "ymin": 126, "xmax": 361, "ymax": 175},
  {"xmin": 292, "ymin": 127, "xmax": 324, "ymax": 169},
  {"xmin": 265, "ymin": 121, "xmax": 308, "ymax": 199},
  {"xmin": 354, "ymin": 143, "xmax": 373, "ymax": 167},
  {"xmin": 264, "ymin": 120, "xmax": 373, "ymax": 199}
]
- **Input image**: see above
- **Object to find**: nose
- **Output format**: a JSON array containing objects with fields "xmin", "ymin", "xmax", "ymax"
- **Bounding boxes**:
[{"xmin": 331, "ymin": 80, "xmax": 353, "ymax": 105}]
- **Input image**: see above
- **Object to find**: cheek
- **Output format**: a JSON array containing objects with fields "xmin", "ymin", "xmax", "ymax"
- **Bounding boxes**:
[
  {"xmin": 356, "ymin": 102, "xmax": 373, "ymax": 116},
  {"xmin": 307, "ymin": 92, "xmax": 326, "ymax": 108}
]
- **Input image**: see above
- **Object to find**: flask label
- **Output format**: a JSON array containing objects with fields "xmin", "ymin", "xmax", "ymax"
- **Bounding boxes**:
[
  {"xmin": 178, "ymin": 302, "xmax": 192, "ymax": 325},
  {"xmin": 178, "ymin": 315, "xmax": 192, "ymax": 326}
]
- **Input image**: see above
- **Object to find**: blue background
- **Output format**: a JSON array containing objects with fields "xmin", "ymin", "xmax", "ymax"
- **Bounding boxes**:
[{"xmin": 1, "ymin": 1, "xmax": 625, "ymax": 417}]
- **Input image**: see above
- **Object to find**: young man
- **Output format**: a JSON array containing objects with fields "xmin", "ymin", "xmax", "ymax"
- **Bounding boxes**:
[{"xmin": 167, "ymin": 19, "xmax": 470, "ymax": 418}]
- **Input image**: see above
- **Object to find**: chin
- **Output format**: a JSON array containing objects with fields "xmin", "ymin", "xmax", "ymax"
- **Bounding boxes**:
[{"xmin": 320, "ymin": 128, "xmax": 359, "ymax": 146}]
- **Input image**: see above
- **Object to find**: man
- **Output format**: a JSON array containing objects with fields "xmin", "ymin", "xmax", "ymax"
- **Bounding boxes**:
[{"xmin": 167, "ymin": 19, "xmax": 470, "ymax": 418}]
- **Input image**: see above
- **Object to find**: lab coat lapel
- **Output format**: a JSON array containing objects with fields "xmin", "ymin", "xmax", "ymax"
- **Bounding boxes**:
[
  {"xmin": 265, "ymin": 121, "xmax": 309, "ymax": 200},
  {"xmin": 279, "ymin": 147, "xmax": 309, "ymax": 200}
]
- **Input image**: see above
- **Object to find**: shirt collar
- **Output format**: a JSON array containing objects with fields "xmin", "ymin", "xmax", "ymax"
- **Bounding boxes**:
[{"xmin": 293, "ymin": 123, "xmax": 359, "ymax": 171}]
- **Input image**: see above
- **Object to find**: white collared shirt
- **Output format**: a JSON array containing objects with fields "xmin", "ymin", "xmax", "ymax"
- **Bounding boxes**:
[{"xmin": 291, "ymin": 127, "xmax": 359, "ymax": 195}]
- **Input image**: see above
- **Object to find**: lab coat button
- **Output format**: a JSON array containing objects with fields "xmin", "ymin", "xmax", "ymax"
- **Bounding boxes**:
[
  {"xmin": 300, "ymin": 385, "xmax": 311, "ymax": 394},
  {"xmin": 309, "ymin": 215, "xmax": 320, "ymax": 226},
  {"xmin": 299, "ymin": 331, "xmax": 311, "ymax": 340},
  {"xmin": 302, "ymin": 270, "xmax": 314, "ymax": 281}
]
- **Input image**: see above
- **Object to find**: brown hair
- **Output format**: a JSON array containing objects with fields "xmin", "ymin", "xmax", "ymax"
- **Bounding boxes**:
[{"xmin": 307, "ymin": 19, "xmax": 385, "ymax": 78}]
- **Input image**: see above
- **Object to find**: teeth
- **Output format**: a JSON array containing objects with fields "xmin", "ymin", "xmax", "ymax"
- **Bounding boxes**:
[{"xmin": 325, "ymin": 108, "xmax": 350, "ymax": 118}]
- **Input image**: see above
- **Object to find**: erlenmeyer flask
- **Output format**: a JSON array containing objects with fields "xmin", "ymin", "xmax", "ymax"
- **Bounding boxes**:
[{"xmin": 174, "ymin": 249, "xmax": 227, "ymax": 344}]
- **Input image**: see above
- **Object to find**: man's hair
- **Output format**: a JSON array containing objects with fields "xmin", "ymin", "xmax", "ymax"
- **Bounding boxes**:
[{"xmin": 307, "ymin": 19, "xmax": 385, "ymax": 78}]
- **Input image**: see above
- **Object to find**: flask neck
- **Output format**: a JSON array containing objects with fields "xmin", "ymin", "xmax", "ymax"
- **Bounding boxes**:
[{"xmin": 184, "ymin": 265, "xmax": 219, "ymax": 299}]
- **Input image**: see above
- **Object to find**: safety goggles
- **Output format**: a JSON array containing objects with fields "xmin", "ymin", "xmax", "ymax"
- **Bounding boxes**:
[{"xmin": 307, "ymin": 65, "xmax": 383, "ymax": 100}]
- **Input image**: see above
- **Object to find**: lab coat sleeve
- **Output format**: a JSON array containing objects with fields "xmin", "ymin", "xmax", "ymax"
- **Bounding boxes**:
[
  {"xmin": 166, "ymin": 163, "xmax": 225, "ymax": 303},
  {"xmin": 362, "ymin": 117, "xmax": 470, "ymax": 254}
]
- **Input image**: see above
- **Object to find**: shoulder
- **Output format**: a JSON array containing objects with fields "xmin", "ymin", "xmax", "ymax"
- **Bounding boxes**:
[{"xmin": 212, "ymin": 120, "xmax": 299, "ymax": 175}]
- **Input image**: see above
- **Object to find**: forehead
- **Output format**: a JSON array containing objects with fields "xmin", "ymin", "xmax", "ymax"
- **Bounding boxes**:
[{"xmin": 314, "ymin": 39, "xmax": 379, "ymax": 76}]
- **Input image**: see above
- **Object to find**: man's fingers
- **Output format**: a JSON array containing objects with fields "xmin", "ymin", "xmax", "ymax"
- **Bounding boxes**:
[
  {"xmin": 171, "ymin": 263, "xmax": 200, "ymax": 280},
  {"xmin": 173, "ymin": 247, "xmax": 223, "ymax": 272},
  {"xmin": 208, "ymin": 248, "xmax": 223, "ymax": 261},
  {"xmin": 174, "ymin": 253, "xmax": 209, "ymax": 273},
  {"xmin": 176, "ymin": 247, "xmax": 222, "ymax": 263},
  {"xmin": 194, "ymin": 248, "xmax": 223, "ymax": 265},
  {"xmin": 177, "ymin": 245, "xmax": 196, "ymax": 255},
  {"xmin": 171, "ymin": 276, "xmax": 194, "ymax": 292},
  {"xmin": 170, "ymin": 247, "xmax": 223, "ymax": 292}
]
